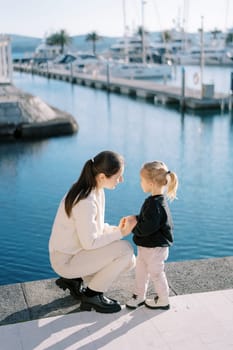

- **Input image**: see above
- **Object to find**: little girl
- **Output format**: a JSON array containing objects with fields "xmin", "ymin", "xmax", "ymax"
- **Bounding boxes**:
[{"xmin": 125, "ymin": 160, "xmax": 178, "ymax": 310}]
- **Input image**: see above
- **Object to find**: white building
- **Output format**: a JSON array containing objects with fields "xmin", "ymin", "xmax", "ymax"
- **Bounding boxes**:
[{"xmin": 0, "ymin": 35, "xmax": 12, "ymax": 84}]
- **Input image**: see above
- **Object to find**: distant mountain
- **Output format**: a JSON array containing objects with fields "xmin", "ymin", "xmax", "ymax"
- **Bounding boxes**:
[
  {"xmin": 8, "ymin": 34, "xmax": 120, "ymax": 57},
  {"xmin": 71, "ymin": 35, "xmax": 120, "ymax": 53},
  {"xmin": 9, "ymin": 34, "xmax": 41, "ymax": 54},
  {"xmin": 8, "ymin": 32, "xmax": 165, "ymax": 58}
]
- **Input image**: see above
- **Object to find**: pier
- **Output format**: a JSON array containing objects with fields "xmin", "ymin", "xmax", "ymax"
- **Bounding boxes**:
[{"xmin": 13, "ymin": 63, "xmax": 232, "ymax": 111}]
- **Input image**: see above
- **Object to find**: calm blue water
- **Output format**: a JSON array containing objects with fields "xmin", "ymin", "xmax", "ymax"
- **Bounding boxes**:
[{"xmin": 0, "ymin": 68, "xmax": 233, "ymax": 286}]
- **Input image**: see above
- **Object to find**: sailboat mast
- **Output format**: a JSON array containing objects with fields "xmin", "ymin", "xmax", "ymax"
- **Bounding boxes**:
[
  {"xmin": 122, "ymin": 0, "xmax": 128, "ymax": 63},
  {"xmin": 200, "ymin": 16, "xmax": 204, "ymax": 87},
  {"xmin": 141, "ymin": 0, "xmax": 146, "ymax": 64}
]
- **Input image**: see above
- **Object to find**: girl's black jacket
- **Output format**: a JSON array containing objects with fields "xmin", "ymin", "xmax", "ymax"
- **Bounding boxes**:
[{"xmin": 132, "ymin": 194, "xmax": 174, "ymax": 248}]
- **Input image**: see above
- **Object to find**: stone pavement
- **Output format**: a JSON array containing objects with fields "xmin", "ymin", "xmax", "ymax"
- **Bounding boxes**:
[{"xmin": 0, "ymin": 257, "xmax": 233, "ymax": 349}]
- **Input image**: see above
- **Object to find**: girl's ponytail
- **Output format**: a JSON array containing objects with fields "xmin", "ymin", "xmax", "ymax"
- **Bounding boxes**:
[{"xmin": 166, "ymin": 171, "xmax": 178, "ymax": 201}]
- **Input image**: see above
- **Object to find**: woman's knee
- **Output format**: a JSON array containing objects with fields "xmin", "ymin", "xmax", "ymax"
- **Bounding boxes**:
[
  {"xmin": 118, "ymin": 240, "xmax": 136, "ymax": 268},
  {"xmin": 114, "ymin": 240, "xmax": 134, "ymax": 256}
]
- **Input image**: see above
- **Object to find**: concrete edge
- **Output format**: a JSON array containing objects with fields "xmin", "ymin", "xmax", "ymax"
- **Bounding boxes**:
[{"xmin": 0, "ymin": 256, "xmax": 233, "ymax": 326}]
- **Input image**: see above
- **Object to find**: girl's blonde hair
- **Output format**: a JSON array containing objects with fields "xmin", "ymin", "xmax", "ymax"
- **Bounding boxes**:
[{"xmin": 141, "ymin": 161, "xmax": 178, "ymax": 201}]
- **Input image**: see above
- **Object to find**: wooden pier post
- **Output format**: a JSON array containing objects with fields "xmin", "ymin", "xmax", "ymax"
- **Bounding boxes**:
[
  {"xmin": 106, "ymin": 60, "xmax": 110, "ymax": 92},
  {"xmin": 180, "ymin": 67, "xmax": 185, "ymax": 110}
]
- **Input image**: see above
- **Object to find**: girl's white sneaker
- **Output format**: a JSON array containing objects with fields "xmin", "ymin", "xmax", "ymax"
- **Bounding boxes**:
[
  {"xmin": 126, "ymin": 294, "xmax": 145, "ymax": 309},
  {"xmin": 145, "ymin": 296, "xmax": 170, "ymax": 310}
]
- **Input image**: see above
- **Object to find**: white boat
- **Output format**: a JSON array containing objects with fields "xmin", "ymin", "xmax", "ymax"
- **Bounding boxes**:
[
  {"xmin": 71, "ymin": 53, "xmax": 104, "ymax": 73},
  {"xmin": 170, "ymin": 30, "xmax": 233, "ymax": 66},
  {"xmin": 39, "ymin": 52, "xmax": 105, "ymax": 75},
  {"xmin": 106, "ymin": 61, "xmax": 172, "ymax": 79},
  {"xmin": 108, "ymin": 35, "xmax": 163, "ymax": 64},
  {"xmin": 34, "ymin": 41, "xmax": 62, "ymax": 60},
  {"xmin": 173, "ymin": 45, "xmax": 233, "ymax": 66},
  {"xmin": 98, "ymin": 0, "xmax": 172, "ymax": 80}
]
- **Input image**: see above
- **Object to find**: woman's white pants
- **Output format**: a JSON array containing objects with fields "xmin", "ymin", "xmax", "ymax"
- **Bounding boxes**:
[{"xmin": 50, "ymin": 240, "xmax": 135, "ymax": 292}]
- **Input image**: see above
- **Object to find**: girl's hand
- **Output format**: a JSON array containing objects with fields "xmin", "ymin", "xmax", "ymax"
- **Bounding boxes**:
[
  {"xmin": 119, "ymin": 217, "xmax": 126, "ymax": 229},
  {"xmin": 119, "ymin": 215, "xmax": 137, "ymax": 236},
  {"xmin": 126, "ymin": 215, "xmax": 137, "ymax": 228}
]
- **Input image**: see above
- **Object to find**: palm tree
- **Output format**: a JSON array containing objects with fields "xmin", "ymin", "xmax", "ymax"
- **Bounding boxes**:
[
  {"xmin": 85, "ymin": 31, "xmax": 101, "ymax": 55},
  {"xmin": 211, "ymin": 28, "xmax": 222, "ymax": 40},
  {"xmin": 163, "ymin": 30, "xmax": 171, "ymax": 43},
  {"xmin": 226, "ymin": 32, "xmax": 233, "ymax": 45},
  {"xmin": 46, "ymin": 29, "xmax": 72, "ymax": 54},
  {"xmin": 135, "ymin": 25, "xmax": 149, "ymax": 62}
]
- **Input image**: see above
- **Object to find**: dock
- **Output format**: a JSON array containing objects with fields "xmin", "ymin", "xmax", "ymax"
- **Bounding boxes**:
[{"xmin": 13, "ymin": 63, "xmax": 232, "ymax": 111}]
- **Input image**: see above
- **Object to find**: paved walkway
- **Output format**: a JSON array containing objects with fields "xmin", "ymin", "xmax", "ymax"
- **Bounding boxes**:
[
  {"xmin": 1, "ymin": 257, "xmax": 233, "ymax": 349},
  {"xmin": 1, "ymin": 289, "xmax": 233, "ymax": 350}
]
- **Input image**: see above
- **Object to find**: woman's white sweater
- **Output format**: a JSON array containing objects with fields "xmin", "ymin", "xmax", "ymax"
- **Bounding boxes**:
[{"xmin": 49, "ymin": 188, "xmax": 122, "ymax": 255}]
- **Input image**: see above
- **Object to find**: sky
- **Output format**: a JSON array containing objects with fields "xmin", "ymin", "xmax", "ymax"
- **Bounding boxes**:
[{"xmin": 0, "ymin": 0, "xmax": 232, "ymax": 38}]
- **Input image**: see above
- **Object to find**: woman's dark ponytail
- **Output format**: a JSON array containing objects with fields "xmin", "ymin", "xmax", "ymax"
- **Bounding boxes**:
[{"xmin": 65, "ymin": 151, "xmax": 123, "ymax": 217}]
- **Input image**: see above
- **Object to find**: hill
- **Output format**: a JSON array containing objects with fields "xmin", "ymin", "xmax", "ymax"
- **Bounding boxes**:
[
  {"xmin": 8, "ymin": 34, "xmax": 120, "ymax": 57},
  {"xmin": 9, "ymin": 34, "xmax": 41, "ymax": 55},
  {"xmin": 71, "ymin": 34, "xmax": 119, "ymax": 53}
]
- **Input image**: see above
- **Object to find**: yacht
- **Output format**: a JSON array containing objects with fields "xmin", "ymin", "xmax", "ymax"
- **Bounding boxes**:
[
  {"xmin": 39, "ymin": 52, "xmax": 105, "ymax": 74},
  {"xmin": 170, "ymin": 32, "xmax": 233, "ymax": 66},
  {"xmin": 103, "ymin": 35, "xmax": 172, "ymax": 79},
  {"xmin": 172, "ymin": 45, "xmax": 233, "ymax": 66},
  {"xmin": 34, "ymin": 42, "xmax": 61, "ymax": 60},
  {"xmin": 105, "ymin": 60, "xmax": 172, "ymax": 80},
  {"xmin": 107, "ymin": 35, "xmax": 163, "ymax": 63}
]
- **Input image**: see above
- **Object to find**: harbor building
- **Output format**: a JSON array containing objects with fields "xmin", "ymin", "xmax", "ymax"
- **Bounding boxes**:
[{"xmin": 0, "ymin": 35, "xmax": 12, "ymax": 84}]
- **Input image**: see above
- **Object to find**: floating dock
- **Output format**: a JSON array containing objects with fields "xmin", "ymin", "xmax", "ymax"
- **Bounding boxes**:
[{"xmin": 13, "ymin": 64, "xmax": 232, "ymax": 111}]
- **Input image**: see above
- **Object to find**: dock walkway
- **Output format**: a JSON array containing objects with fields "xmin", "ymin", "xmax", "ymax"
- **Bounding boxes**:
[{"xmin": 14, "ymin": 64, "xmax": 232, "ymax": 111}]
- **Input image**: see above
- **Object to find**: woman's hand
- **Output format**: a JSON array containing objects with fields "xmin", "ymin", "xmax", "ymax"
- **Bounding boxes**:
[{"xmin": 119, "ymin": 215, "xmax": 137, "ymax": 236}]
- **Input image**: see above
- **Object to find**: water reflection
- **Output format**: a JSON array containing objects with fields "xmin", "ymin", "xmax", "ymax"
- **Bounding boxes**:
[{"xmin": 0, "ymin": 140, "xmax": 49, "ymax": 177}]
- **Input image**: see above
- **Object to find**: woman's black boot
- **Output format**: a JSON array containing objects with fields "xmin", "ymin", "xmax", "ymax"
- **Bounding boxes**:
[
  {"xmin": 80, "ymin": 293, "xmax": 121, "ymax": 313},
  {"xmin": 56, "ymin": 277, "xmax": 84, "ymax": 300}
]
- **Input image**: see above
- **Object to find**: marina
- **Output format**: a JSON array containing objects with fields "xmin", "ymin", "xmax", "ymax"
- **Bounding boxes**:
[
  {"xmin": 0, "ymin": 70, "xmax": 233, "ymax": 286},
  {"xmin": 13, "ymin": 63, "xmax": 232, "ymax": 111},
  {"xmin": 1, "ymin": 0, "xmax": 233, "ymax": 290},
  {"xmin": 1, "ymin": 2, "xmax": 233, "ymax": 348}
]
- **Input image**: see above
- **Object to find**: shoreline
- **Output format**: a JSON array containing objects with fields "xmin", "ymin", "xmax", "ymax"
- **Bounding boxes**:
[{"xmin": 1, "ymin": 256, "xmax": 232, "ymax": 326}]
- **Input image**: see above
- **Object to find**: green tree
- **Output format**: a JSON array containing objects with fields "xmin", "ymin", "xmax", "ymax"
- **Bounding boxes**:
[
  {"xmin": 85, "ymin": 31, "xmax": 101, "ymax": 55},
  {"xmin": 46, "ymin": 29, "xmax": 72, "ymax": 54},
  {"xmin": 163, "ymin": 30, "xmax": 171, "ymax": 43},
  {"xmin": 211, "ymin": 28, "xmax": 222, "ymax": 40},
  {"xmin": 226, "ymin": 32, "xmax": 233, "ymax": 45},
  {"xmin": 136, "ymin": 25, "xmax": 148, "ymax": 37},
  {"xmin": 135, "ymin": 25, "xmax": 149, "ymax": 42},
  {"xmin": 135, "ymin": 25, "xmax": 149, "ymax": 61}
]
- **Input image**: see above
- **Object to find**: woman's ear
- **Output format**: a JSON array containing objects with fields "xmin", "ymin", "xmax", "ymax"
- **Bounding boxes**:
[
  {"xmin": 99, "ymin": 173, "xmax": 106, "ymax": 180},
  {"xmin": 96, "ymin": 173, "xmax": 106, "ymax": 184}
]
